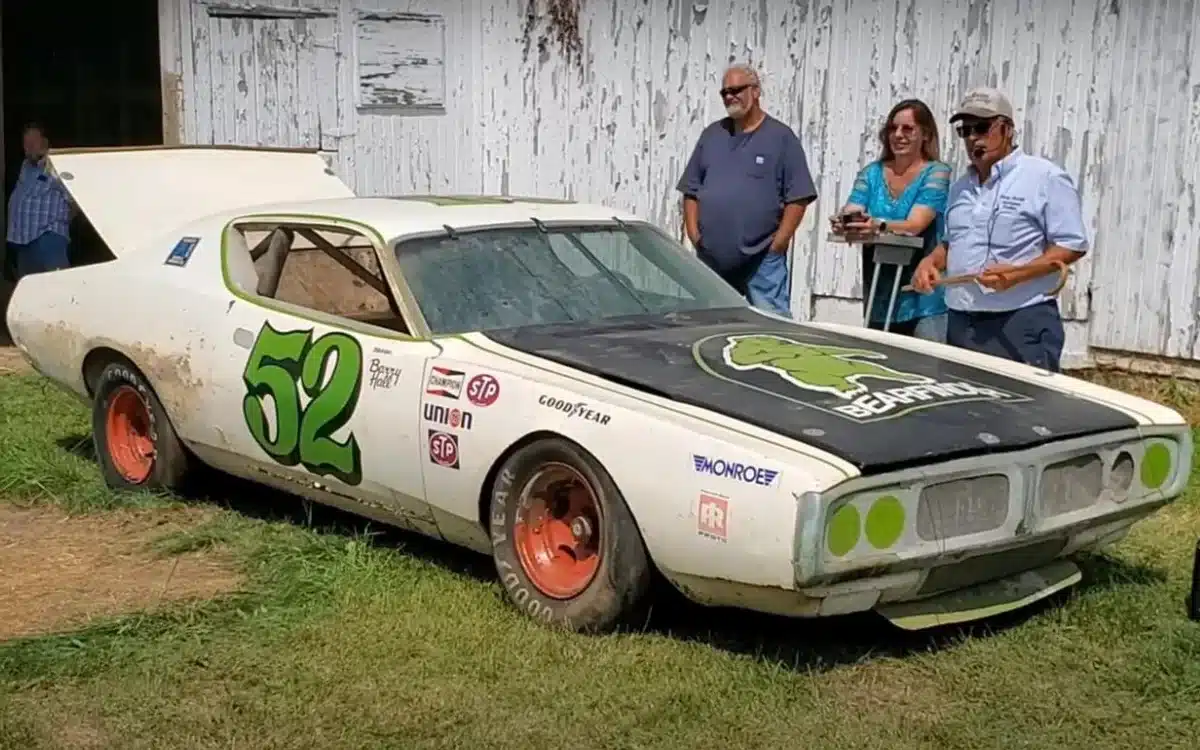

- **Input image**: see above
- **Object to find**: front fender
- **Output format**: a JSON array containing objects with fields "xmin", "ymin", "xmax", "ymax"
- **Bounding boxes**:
[{"xmin": 432, "ymin": 341, "xmax": 852, "ymax": 591}]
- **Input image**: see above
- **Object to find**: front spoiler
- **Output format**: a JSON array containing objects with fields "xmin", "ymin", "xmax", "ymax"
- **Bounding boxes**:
[{"xmin": 876, "ymin": 559, "xmax": 1082, "ymax": 630}]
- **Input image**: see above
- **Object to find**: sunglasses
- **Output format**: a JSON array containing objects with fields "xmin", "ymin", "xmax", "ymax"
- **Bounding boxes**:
[
  {"xmin": 719, "ymin": 84, "xmax": 753, "ymax": 99},
  {"xmin": 955, "ymin": 119, "xmax": 996, "ymax": 138},
  {"xmin": 887, "ymin": 123, "xmax": 919, "ymax": 135}
]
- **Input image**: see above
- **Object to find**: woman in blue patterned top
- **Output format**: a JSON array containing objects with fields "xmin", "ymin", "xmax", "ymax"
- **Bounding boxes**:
[{"xmin": 831, "ymin": 99, "xmax": 952, "ymax": 341}]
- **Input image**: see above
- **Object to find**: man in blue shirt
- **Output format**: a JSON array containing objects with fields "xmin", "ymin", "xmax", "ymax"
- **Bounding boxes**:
[
  {"xmin": 676, "ymin": 64, "xmax": 818, "ymax": 317},
  {"xmin": 912, "ymin": 88, "xmax": 1088, "ymax": 372},
  {"xmin": 6, "ymin": 123, "xmax": 73, "ymax": 280}
]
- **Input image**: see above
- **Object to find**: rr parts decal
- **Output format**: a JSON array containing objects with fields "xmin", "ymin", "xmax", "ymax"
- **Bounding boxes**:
[
  {"xmin": 702, "ymin": 333, "xmax": 1028, "ymax": 423},
  {"xmin": 697, "ymin": 491, "xmax": 729, "ymax": 542},
  {"xmin": 692, "ymin": 454, "xmax": 779, "ymax": 487},
  {"xmin": 241, "ymin": 322, "xmax": 364, "ymax": 486}
]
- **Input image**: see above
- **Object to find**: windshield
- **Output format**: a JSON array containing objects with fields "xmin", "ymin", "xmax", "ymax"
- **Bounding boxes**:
[{"xmin": 391, "ymin": 221, "xmax": 748, "ymax": 334}]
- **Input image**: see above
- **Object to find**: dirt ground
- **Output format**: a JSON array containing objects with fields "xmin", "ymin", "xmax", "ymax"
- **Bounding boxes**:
[
  {"xmin": 0, "ymin": 346, "xmax": 30, "ymax": 375},
  {"xmin": 0, "ymin": 504, "xmax": 243, "ymax": 642}
]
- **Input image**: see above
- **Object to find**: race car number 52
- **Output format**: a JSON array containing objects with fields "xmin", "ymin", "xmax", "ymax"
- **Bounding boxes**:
[{"xmin": 241, "ymin": 322, "xmax": 364, "ymax": 485}]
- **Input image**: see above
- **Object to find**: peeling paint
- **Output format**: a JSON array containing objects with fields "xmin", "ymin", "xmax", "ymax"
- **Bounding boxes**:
[
  {"xmin": 123, "ymin": 342, "xmax": 206, "ymax": 427},
  {"xmin": 354, "ymin": 11, "xmax": 447, "ymax": 111},
  {"xmin": 171, "ymin": 0, "xmax": 1200, "ymax": 363}
]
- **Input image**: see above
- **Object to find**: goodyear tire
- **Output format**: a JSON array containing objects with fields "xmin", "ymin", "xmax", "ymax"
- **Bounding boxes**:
[
  {"xmin": 489, "ymin": 437, "xmax": 652, "ymax": 633},
  {"xmin": 91, "ymin": 362, "xmax": 192, "ymax": 493}
]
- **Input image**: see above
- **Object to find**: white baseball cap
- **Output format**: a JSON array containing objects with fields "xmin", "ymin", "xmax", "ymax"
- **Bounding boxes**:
[{"xmin": 950, "ymin": 87, "xmax": 1015, "ymax": 122}]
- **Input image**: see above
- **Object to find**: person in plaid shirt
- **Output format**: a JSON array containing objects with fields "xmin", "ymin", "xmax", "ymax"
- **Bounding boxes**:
[{"xmin": 6, "ymin": 123, "xmax": 73, "ymax": 279}]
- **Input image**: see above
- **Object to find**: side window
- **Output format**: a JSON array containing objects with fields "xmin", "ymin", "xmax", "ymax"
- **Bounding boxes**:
[{"xmin": 232, "ymin": 222, "xmax": 410, "ymax": 335}]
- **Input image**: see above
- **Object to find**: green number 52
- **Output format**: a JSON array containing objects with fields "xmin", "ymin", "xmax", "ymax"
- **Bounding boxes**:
[{"xmin": 241, "ymin": 322, "xmax": 364, "ymax": 486}]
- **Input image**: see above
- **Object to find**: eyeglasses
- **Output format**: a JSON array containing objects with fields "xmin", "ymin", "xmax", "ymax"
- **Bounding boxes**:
[
  {"xmin": 719, "ymin": 84, "xmax": 753, "ymax": 99},
  {"xmin": 887, "ymin": 124, "xmax": 919, "ymax": 135},
  {"xmin": 955, "ymin": 119, "xmax": 995, "ymax": 138}
]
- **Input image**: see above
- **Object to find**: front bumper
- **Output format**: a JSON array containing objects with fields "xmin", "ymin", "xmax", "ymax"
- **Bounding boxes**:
[{"xmin": 792, "ymin": 426, "xmax": 1193, "ymax": 618}]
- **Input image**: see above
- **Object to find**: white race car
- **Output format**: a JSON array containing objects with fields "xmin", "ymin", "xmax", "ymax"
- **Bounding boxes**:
[{"xmin": 6, "ymin": 146, "xmax": 1192, "ymax": 633}]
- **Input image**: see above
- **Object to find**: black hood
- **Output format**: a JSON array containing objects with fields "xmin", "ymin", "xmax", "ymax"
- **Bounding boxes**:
[{"xmin": 481, "ymin": 307, "xmax": 1138, "ymax": 474}]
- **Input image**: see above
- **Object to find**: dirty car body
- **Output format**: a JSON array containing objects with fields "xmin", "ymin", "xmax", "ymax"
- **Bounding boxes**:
[{"xmin": 7, "ymin": 146, "xmax": 1192, "ymax": 633}]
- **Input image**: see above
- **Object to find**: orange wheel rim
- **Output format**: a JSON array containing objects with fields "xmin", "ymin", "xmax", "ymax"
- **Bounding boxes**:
[
  {"xmin": 105, "ymin": 386, "xmax": 155, "ymax": 483},
  {"xmin": 513, "ymin": 462, "xmax": 602, "ymax": 600}
]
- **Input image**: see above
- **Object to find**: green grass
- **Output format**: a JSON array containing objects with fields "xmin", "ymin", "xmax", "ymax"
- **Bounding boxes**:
[{"xmin": 2, "ymin": 373, "xmax": 1200, "ymax": 749}]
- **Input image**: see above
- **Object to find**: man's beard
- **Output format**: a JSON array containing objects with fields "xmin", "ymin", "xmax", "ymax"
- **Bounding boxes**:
[{"xmin": 725, "ymin": 103, "xmax": 746, "ymax": 118}]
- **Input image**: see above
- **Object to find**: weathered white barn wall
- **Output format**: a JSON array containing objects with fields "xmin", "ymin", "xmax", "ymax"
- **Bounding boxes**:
[{"xmin": 159, "ymin": 0, "xmax": 1200, "ymax": 368}]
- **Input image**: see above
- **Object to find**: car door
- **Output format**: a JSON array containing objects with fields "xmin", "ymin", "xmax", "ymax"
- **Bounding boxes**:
[{"xmin": 204, "ymin": 217, "xmax": 440, "ymax": 535}]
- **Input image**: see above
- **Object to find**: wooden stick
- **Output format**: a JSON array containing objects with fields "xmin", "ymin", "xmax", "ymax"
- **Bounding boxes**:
[{"xmin": 901, "ymin": 259, "xmax": 1070, "ymax": 297}]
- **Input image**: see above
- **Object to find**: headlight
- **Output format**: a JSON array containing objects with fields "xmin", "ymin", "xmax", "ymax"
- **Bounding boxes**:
[{"xmin": 824, "ymin": 491, "xmax": 911, "ymax": 558}]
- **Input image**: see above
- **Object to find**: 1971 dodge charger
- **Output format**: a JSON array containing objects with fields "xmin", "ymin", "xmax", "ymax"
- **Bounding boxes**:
[{"xmin": 6, "ymin": 145, "xmax": 1192, "ymax": 633}]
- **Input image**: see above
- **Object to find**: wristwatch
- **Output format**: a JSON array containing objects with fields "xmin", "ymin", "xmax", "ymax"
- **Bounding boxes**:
[{"xmin": 878, "ymin": 220, "xmax": 888, "ymax": 234}]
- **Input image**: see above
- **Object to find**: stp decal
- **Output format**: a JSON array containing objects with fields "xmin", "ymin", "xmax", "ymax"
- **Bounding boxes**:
[
  {"xmin": 467, "ymin": 373, "xmax": 500, "ymax": 407},
  {"xmin": 697, "ymin": 492, "xmax": 729, "ymax": 542},
  {"xmin": 428, "ymin": 429, "xmax": 460, "ymax": 469},
  {"xmin": 426, "ymin": 367, "xmax": 465, "ymax": 399}
]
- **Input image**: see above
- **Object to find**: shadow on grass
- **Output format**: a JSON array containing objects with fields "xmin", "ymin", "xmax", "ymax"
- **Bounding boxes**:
[
  {"xmin": 644, "ymin": 551, "xmax": 1169, "ymax": 670},
  {"xmin": 0, "ymin": 278, "xmax": 12, "ymax": 346},
  {"xmin": 1073, "ymin": 551, "xmax": 1168, "ymax": 588},
  {"xmin": 56, "ymin": 434, "xmax": 496, "ymax": 583},
  {"xmin": 57, "ymin": 435, "xmax": 96, "ymax": 462},
  {"xmin": 51, "ymin": 431, "xmax": 1174, "ymax": 674}
]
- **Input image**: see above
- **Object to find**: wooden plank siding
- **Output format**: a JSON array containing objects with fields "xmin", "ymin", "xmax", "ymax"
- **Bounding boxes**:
[{"xmin": 161, "ymin": 0, "xmax": 1200, "ymax": 367}]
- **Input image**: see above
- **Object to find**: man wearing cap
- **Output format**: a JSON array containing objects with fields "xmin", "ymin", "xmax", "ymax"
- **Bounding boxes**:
[{"xmin": 911, "ymin": 88, "xmax": 1087, "ymax": 372}]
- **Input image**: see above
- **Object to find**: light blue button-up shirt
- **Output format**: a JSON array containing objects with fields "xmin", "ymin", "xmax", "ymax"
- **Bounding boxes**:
[{"xmin": 943, "ymin": 149, "xmax": 1088, "ymax": 312}]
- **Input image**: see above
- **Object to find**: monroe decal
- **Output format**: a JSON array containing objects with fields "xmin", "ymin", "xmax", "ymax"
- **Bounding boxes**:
[{"xmin": 692, "ymin": 454, "xmax": 779, "ymax": 486}]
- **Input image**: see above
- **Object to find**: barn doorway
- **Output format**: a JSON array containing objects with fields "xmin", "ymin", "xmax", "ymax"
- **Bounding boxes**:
[{"xmin": 1, "ymin": 0, "xmax": 163, "ymax": 287}]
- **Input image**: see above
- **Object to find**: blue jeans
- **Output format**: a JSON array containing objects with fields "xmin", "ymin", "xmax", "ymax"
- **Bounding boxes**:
[
  {"xmin": 698, "ymin": 248, "xmax": 792, "ymax": 317},
  {"xmin": 745, "ymin": 250, "xmax": 791, "ymax": 317},
  {"xmin": 11, "ymin": 232, "xmax": 69, "ymax": 279},
  {"xmin": 913, "ymin": 312, "xmax": 948, "ymax": 343},
  {"xmin": 867, "ymin": 312, "xmax": 948, "ymax": 343},
  {"xmin": 946, "ymin": 300, "xmax": 1065, "ymax": 372}
]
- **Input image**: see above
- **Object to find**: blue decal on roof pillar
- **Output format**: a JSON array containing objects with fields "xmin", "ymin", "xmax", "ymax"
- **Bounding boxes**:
[{"xmin": 165, "ymin": 236, "xmax": 201, "ymax": 267}]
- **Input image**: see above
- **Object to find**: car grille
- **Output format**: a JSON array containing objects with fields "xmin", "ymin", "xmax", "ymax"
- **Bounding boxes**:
[
  {"xmin": 916, "ymin": 474, "xmax": 1010, "ymax": 542},
  {"xmin": 1040, "ymin": 453, "xmax": 1104, "ymax": 517}
]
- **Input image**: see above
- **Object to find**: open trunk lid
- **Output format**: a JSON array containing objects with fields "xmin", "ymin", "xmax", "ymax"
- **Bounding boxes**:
[{"xmin": 46, "ymin": 146, "xmax": 354, "ymax": 257}]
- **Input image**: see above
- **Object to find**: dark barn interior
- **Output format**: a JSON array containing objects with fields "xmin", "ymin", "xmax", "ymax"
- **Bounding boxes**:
[{"xmin": 1, "ymin": 0, "xmax": 163, "ymax": 287}]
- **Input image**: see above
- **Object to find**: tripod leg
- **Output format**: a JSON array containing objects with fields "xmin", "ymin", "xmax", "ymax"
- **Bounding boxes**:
[
  {"xmin": 864, "ymin": 263, "xmax": 881, "ymax": 328},
  {"xmin": 882, "ymin": 264, "xmax": 903, "ymax": 332}
]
